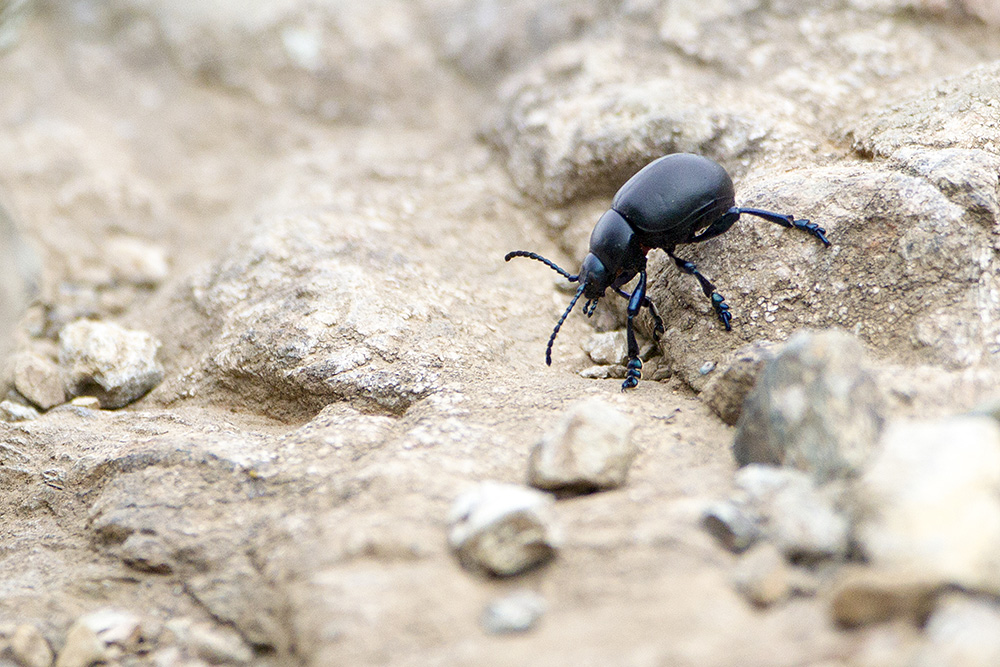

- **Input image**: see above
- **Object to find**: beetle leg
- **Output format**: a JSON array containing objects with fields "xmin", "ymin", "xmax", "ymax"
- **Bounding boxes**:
[
  {"xmin": 668, "ymin": 251, "xmax": 732, "ymax": 331},
  {"xmin": 621, "ymin": 271, "xmax": 647, "ymax": 391},
  {"xmin": 646, "ymin": 298, "xmax": 665, "ymax": 340},
  {"xmin": 737, "ymin": 208, "xmax": 831, "ymax": 247},
  {"xmin": 612, "ymin": 286, "xmax": 664, "ymax": 341}
]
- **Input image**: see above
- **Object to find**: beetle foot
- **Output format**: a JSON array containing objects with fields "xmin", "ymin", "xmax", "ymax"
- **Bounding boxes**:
[
  {"xmin": 791, "ymin": 218, "xmax": 831, "ymax": 247},
  {"xmin": 711, "ymin": 293, "xmax": 732, "ymax": 331},
  {"xmin": 621, "ymin": 358, "xmax": 642, "ymax": 391},
  {"xmin": 653, "ymin": 321, "xmax": 665, "ymax": 341}
]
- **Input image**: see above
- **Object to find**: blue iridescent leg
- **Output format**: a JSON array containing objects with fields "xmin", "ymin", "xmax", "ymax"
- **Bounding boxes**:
[{"xmin": 667, "ymin": 251, "xmax": 731, "ymax": 331}]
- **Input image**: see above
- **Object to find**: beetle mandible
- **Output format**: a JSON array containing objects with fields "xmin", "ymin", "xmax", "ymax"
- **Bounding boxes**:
[{"xmin": 505, "ymin": 152, "xmax": 830, "ymax": 391}]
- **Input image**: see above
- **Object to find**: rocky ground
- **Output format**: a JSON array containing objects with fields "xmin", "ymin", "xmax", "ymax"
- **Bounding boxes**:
[{"xmin": 1, "ymin": 1, "xmax": 1000, "ymax": 665}]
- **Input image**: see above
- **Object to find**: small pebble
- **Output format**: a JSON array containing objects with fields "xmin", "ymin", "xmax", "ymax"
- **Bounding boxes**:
[
  {"xmin": 735, "ymin": 464, "xmax": 850, "ymax": 562},
  {"xmin": 733, "ymin": 330, "xmax": 884, "ymax": 482},
  {"xmin": 69, "ymin": 396, "xmax": 101, "ymax": 409},
  {"xmin": 701, "ymin": 500, "xmax": 760, "ymax": 553},
  {"xmin": 732, "ymin": 543, "xmax": 792, "ymax": 608},
  {"xmin": 105, "ymin": 237, "xmax": 169, "ymax": 287},
  {"xmin": 701, "ymin": 341, "xmax": 776, "ymax": 425},
  {"xmin": 448, "ymin": 482, "xmax": 560, "ymax": 576},
  {"xmin": 13, "ymin": 351, "xmax": 65, "ymax": 410},
  {"xmin": 185, "ymin": 622, "xmax": 253, "ymax": 665},
  {"xmin": 579, "ymin": 365, "xmax": 610, "ymax": 379},
  {"xmin": 120, "ymin": 534, "xmax": 175, "ymax": 574},
  {"xmin": 582, "ymin": 331, "xmax": 627, "ymax": 366},
  {"xmin": 830, "ymin": 566, "xmax": 939, "ymax": 628},
  {"xmin": 165, "ymin": 618, "xmax": 252, "ymax": 665},
  {"xmin": 58, "ymin": 319, "xmax": 164, "ymax": 409},
  {"xmin": 481, "ymin": 590, "xmax": 547, "ymax": 635},
  {"xmin": 913, "ymin": 593, "xmax": 1000, "ymax": 667},
  {"xmin": 528, "ymin": 398, "xmax": 637, "ymax": 494}
]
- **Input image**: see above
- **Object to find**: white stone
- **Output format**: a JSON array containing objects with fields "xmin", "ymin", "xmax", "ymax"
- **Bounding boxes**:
[
  {"xmin": 481, "ymin": 590, "xmax": 546, "ymax": 634},
  {"xmin": 448, "ymin": 482, "xmax": 559, "ymax": 576},
  {"xmin": 852, "ymin": 416, "xmax": 1000, "ymax": 595},
  {"xmin": 735, "ymin": 464, "xmax": 849, "ymax": 561},
  {"xmin": 528, "ymin": 398, "xmax": 637, "ymax": 493},
  {"xmin": 58, "ymin": 319, "xmax": 164, "ymax": 409},
  {"xmin": 581, "ymin": 331, "xmax": 627, "ymax": 366},
  {"xmin": 0, "ymin": 399, "xmax": 39, "ymax": 422}
]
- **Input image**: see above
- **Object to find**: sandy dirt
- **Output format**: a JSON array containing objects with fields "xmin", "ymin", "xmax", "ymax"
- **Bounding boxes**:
[{"xmin": 2, "ymin": 1, "xmax": 1000, "ymax": 665}]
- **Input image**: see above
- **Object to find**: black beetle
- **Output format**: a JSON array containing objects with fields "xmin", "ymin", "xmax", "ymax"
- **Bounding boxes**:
[{"xmin": 506, "ymin": 153, "xmax": 830, "ymax": 390}]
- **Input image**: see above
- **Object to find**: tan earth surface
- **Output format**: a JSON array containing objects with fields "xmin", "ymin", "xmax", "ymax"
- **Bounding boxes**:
[{"xmin": 2, "ymin": 1, "xmax": 1000, "ymax": 665}]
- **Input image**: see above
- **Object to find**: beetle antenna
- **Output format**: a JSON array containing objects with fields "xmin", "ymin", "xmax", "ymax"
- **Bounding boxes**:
[
  {"xmin": 546, "ymin": 284, "xmax": 586, "ymax": 366},
  {"xmin": 505, "ymin": 251, "xmax": 578, "ymax": 282}
]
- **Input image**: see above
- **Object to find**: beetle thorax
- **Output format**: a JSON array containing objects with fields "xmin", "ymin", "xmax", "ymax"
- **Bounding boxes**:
[{"xmin": 578, "ymin": 209, "xmax": 641, "ymax": 298}]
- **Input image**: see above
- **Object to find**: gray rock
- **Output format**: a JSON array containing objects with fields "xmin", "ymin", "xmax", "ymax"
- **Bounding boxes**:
[
  {"xmin": 480, "ymin": 590, "xmax": 547, "ymax": 635},
  {"xmin": 486, "ymin": 49, "xmax": 768, "ymax": 206},
  {"xmin": 733, "ymin": 330, "xmax": 884, "ymax": 482},
  {"xmin": 9, "ymin": 624, "xmax": 53, "ymax": 667},
  {"xmin": 847, "ymin": 61, "xmax": 1000, "ymax": 158},
  {"xmin": 58, "ymin": 319, "xmax": 164, "ymax": 409},
  {"xmin": 160, "ymin": 200, "xmax": 505, "ymax": 416},
  {"xmin": 890, "ymin": 148, "xmax": 1000, "ymax": 225},
  {"xmin": 54, "ymin": 621, "xmax": 105, "ymax": 667},
  {"xmin": 448, "ymin": 482, "xmax": 560, "ymax": 576},
  {"xmin": 0, "ymin": 399, "xmax": 39, "ymax": 422},
  {"xmin": 700, "ymin": 500, "xmax": 761, "ymax": 553},
  {"xmin": 830, "ymin": 566, "xmax": 939, "ymax": 628},
  {"xmin": 852, "ymin": 416, "xmax": 1000, "ymax": 596},
  {"xmin": 582, "ymin": 331, "xmax": 627, "ymax": 366},
  {"xmin": 735, "ymin": 464, "xmax": 850, "ymax": 561},
  {"xmin": 913, "ymin": 594, "xmax": 1000, "ymax": 667},
  {"xmin": 578, "ymin": 365, "xmax": 612, "ymax": 380},
  {"xmin": 651, "ymin": 151, "xmax": 1000, "ymax": 385},
  {"xmin": 527, "ymin": 399, "xmax": 637, "ymax": 493},
  {"xmin": 12, "ymin": 351, "xmax": 66, "ymax": 410},
  {"xmin": 120, "ymin": 533, "xmax": 174, "ymax": 574},
  {"xmin": 701, "ymin": 341, "xmax": 776, "ymax": 425}
]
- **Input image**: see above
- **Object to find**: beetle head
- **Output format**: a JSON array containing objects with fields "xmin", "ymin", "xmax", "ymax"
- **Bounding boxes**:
[{"xmin": 578, "ymin": 252, "xmax": 609, "ymax": 300}]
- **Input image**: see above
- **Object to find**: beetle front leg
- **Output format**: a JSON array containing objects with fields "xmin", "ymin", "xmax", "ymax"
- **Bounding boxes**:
[
  {"xmin": 621, "ymin": 271, "xmax": 647, "ymax": 391},
  {"xmin": 668, "ymin": 251, "xmax": 732, "ymax": 331},
  {"xmin": 612, "ymin": 286, "xmax": 664, "ymax": 341}
]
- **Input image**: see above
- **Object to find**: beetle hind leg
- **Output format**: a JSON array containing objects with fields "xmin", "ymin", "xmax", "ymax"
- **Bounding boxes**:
[
  {"xmin": 668, "ymin": 251, "xmax": 732, "ymax": 331},
  {"xmin": 737, "ymin": 207, "xmax": 831, "ymax": 247}
]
